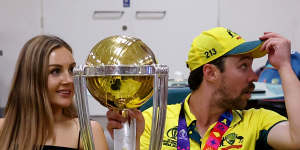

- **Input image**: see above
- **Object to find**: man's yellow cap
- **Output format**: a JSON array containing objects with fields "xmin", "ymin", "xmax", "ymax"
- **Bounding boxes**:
[{"xmin": 186, "ymin": 27, "xmax": 267, "ymax": 71}]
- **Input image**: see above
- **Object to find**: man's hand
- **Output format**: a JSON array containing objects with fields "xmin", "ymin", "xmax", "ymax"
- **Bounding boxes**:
[
  {"xmin": 259, "ymin": 32, "xmax": 291, "ymax": 70},
  {"xmin": 260, "ymin": 32, "xmax": 300, "ymax": 149}
]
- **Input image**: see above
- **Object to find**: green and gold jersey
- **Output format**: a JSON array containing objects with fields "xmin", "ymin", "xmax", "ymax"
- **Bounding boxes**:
[{"xmin": 140, "ymin": 94, "xmax": 287, "ymax": 150}]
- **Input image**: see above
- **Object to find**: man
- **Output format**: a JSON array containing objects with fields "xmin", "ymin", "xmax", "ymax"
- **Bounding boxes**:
[{"xmin": 107, "ymin": 27, "xmax": 300, "ymax": 149}]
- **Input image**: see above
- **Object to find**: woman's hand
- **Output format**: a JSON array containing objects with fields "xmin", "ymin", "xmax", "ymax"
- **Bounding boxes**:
[{"xmin": 106, "ymin": 109, "xmax": 145, "ymax": 140}]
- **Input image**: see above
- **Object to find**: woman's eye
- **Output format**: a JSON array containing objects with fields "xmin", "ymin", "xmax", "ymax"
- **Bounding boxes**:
[
  {"xmin": 50, "ymin": 68, "xmax": 60, "ymax": 75},
  {"xmin": 69, "ymin": 67, "xmax": 74, "ymax": 75}
]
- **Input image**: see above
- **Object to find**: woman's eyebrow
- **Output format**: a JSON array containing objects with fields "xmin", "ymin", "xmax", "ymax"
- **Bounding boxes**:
[{"xmin": 48, "ymin": 64, "xmax": 62, "ymax": 67}]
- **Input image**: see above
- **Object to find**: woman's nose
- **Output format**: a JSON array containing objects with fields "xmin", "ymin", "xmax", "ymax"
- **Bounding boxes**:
[{"xmin": 62, "ymin": 71, "xmax": 73, "ymax": 84}]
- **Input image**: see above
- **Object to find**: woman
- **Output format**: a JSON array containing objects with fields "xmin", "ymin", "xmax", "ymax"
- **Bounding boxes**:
[{"xmin": 0, "ymin": 35, "xmax": 108, "ymax": 150}]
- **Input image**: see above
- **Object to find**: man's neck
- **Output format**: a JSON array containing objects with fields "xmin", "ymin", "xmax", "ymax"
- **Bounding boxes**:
[{"xmin": 188, "ymin": 89, "xmax": 227, "ymax": 128}]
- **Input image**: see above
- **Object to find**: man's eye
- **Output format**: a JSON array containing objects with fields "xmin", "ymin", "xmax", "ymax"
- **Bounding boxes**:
[{"xmin": 240, "ymin": 64, "xmax": 248, "ymax": 70}]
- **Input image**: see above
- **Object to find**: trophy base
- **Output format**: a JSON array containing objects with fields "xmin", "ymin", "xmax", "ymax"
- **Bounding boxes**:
[{"xmin": 114, "ymin": 118, "xmax": 136, "ymax": 150}]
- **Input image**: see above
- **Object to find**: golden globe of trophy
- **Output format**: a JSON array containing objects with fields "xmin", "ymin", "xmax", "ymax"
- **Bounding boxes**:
[{"xmin": 73, "ymin": 35, "xmax": 168, "ymax": 150}]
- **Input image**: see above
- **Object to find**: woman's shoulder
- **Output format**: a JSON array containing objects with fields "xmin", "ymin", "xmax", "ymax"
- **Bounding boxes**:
[
  {"xmin": 73, "ymin": 118, "xmax": 108, "ymax": 149},
  {"xmin": 71, "ymin": 118, "xmax": 105, "ymax": 138},
  {"xmin": 90, "ymin": 120, "xmax": 104, "ymax": 132},
  {"xmin": 0, "ymin": 118, "xmax": 6, "ymax": 132},
  {"xmin": 90, "ymin": 120, "xmax": 108, "ymax": 149},
  {"xmin": 71, "ymin": 118, "xmax": 104, "ymax": 131},
  {"xmin": 0, "ymin": 118, "xmax": 5, "ymax": 128}
]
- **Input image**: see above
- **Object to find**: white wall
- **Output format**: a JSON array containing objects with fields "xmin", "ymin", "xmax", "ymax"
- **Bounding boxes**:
[
  {"xmin": 1, "ymin": 0, "xmax": 300, "ymax": 108},
  {"xmin": 0, "ymin": 0, "xmax": 42, "ymax": 107},
  {"xmin": 42, "ymin": 0, "xmax": 219, "ymax": 80}
]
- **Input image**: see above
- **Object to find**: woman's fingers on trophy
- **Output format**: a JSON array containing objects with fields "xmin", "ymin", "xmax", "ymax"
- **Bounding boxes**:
[
  {"xmin": 106, "ymin": 120, "xmax": 122, "ymax": 139},
  {"xmin": 127, "ymin": 109, "xmax": 143, "ymax": 120},
  {"xmin": 106, "ymin": 109, "xmax": 127, "ymax": 123},
  {"xmin": 128, "ymin": 109, "xmax": 145, "ymax": 138},
  {"xmin": 106, "ymin": 109, "xmax": 126, "ymax": 139}
]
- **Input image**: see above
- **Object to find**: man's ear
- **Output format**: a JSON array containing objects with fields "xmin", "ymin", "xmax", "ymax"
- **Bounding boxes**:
[{"xmin": 203, "ymin": 64, "xmax": 220, "ymax": 82}]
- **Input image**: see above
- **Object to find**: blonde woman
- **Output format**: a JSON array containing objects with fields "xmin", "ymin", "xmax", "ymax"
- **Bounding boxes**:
[{"xmin": 0, "ymin": 35, "xmax": 108, "ymax": 150}]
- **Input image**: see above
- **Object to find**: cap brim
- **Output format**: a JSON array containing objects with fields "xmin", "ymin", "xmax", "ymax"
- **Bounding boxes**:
[{"xmin": 226, "ymin": 40, "xmax": 267, "ymax": 58}]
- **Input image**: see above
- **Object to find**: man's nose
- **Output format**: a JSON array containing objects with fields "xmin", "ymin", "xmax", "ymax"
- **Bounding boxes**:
[{"xmin": 249, "ymin": 69, "xmax": 258, "ymax": 82}]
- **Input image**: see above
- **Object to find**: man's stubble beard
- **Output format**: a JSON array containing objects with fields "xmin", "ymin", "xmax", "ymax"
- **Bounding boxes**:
[{"xmin": 214, "ymin": 79, "xmax": 255, "ymax": 110}]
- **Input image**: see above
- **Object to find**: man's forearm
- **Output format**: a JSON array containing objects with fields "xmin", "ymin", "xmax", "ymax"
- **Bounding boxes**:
[{"xmin": 279, "ymin": 64, "xmax": 300, "ymax": 146}]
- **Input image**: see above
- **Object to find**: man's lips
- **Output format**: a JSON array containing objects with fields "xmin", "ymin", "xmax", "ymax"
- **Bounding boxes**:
[{"xmin": 242, "ymin": 82, "xmax": 255, "ymax": 94}]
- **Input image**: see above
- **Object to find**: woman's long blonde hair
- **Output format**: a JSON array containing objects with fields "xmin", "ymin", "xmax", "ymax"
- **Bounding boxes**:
[{"xmin": 0, "ymin": 35, "xmax": 77, "ymax": 150}]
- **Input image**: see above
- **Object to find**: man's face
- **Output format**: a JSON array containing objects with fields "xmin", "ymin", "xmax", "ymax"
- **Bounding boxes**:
[{"xmin": 215, "ymin": 54, "xmax": 257, "ymax": 110}]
